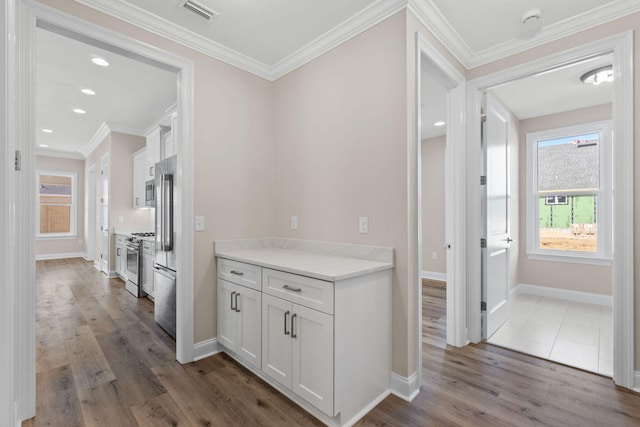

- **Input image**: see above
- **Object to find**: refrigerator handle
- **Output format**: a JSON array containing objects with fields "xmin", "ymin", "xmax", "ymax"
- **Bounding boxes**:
[
  {"xmin": 159, "ymin": 174, "xmax": 165, "ymax": 251},
  {"xmin": 163, "ymin": 173, "xmax": 173, "ymax": 251}
]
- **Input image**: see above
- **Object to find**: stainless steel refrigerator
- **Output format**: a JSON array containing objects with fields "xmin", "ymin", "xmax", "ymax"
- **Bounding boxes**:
[{"xmin": 154, "ymin": 154, "xmax": 177, "ymax": 339}]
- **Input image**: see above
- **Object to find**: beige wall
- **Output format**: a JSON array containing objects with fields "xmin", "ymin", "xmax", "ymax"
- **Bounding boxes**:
[
  {"xmin": 517, "ymin": 104, "xmax": 612, "ymax": 295},
  {"xmin": 274, "ymin": 11, "xmax": 409, "ymax": 374},
  {"xmin": 421, "ymin": 136, "xmax": 446, "ymax": 274},
  {"xmin": 35, "ymin": 155, "xmax": 86, "ymax": 258},
  {"xmin": 468, "ymin": 12, "xmax": 640, "ymax": 368}
]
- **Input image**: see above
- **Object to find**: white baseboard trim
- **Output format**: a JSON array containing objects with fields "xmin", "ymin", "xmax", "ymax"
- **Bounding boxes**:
[
  {"xmin": 93, "ymin": 261, "xmax": 100, "ymax": 271},
  {"xmin": 35, "ymin": 252, "xmax": 87, "ymax": 261},
  {"xmin": 421, "ymin": 270, "xmax": 447, "ymax": 281},
  {"xmin": 342, "ymin": 389, "xmax": 390, "ymax": 427},
  {"xmin": 634, "ymin": 371, "xmax": 640, "ymax": 393},
  {"xmin": 390, "ymin": 371, "xmax": 420, "ymax": 402},
  {"xmin": 513, "ymin": 283, "xmax": 612, "ymax": 306},
  {"xmin": 193, "ymin": 338, "xmax": 222, "ymax": 361}
]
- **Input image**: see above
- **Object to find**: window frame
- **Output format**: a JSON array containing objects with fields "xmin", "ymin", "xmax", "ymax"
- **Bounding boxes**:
[
  {"xmin": 525, "ymin": 120, "xmax": 612, "ymax": 264},
  {"xmin": 36, "ymin": 170, "xmax": 78, "ymax": 239}
]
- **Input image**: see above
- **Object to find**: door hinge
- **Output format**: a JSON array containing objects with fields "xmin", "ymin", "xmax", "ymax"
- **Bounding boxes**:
[
  {"xmin": 481, "ymin": 113, "xmax": 487, "ymax": 122},
  {"xmin": 480, "ymin": 175, "xmax": 486, "ymax": 185},
  {"xmin": 480, "ymin": 238, "xmax": 487, "ymax": 248},
  {"xmin": 14, "ymin": 150, "xmax": 21, "ymax": 171},
  {"xmin": 481, "ymin": 301, "xmax": 487, "ymax": 311}
]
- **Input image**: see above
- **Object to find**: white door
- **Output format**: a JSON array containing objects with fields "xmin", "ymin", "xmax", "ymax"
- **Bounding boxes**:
[
  {"xmin": 217, "ymin": 279, "xmax": 237, "ymax": 350},
  {"xmin": 236, "ymin": 286, "xmax": 262, "ymax": 369},
  {"xmin": 482, "ymin": 93, "xmax": 511, "ymax": 339},
  {"xmin": 261, "ymin": 294, "xmax": 292, "ymax": 389},
  {"xmin": 292, "ymin": 304, "xmax": 334, "ymax": 417},
  {"xmin": 100, "ymin": 155, "xmax": 109, "ymax": 274}
]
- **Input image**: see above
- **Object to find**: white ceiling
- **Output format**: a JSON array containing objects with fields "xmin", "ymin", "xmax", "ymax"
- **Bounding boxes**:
[
  {"xmin": 36, "ymin": 26, "xmax": 177, "ymax": 156},
  {"xmin": 40, "ymin": 0, "xmax": 633, "ymax": 155}
]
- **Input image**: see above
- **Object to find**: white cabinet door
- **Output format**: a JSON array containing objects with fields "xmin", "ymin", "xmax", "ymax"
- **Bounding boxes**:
[
  {"xmin": 142, "ymin": 253, "xmax": 154, "ymax": 296},
  {"xmin": 132, "ymin": 149, "xmax": 146, "ymax": 208},
  {"xmin": 236, "ymin": 286, "xmax": 262, "ymax": 369},
  {"xmin": 146, "ymin": 128, "xmax": 162, "ymax": 181},
  {"xmin": 115, "ymin": 243, "xmax": 126, "ymax": 277},
  {"xmin": 218, "ymin": 279, "xmax": 237, "ymax": 350},
  {"xmin": 262, "ymin": 293, "xmax": 292, "ymax": 389},
  {"xmin": 292, "ymin": 304, "xmax": 334, "ymax": 416}
]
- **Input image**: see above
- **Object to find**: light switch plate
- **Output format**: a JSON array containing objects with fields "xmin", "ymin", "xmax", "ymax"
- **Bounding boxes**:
[
  {"xmin": 359, "ymin": 216, "xmax": 369, "ymax": 234},
  {"xmin": 195, "ymin": 216, "xmax": 205, "ymax": 231},
  {"xmin": 291, "ymin": 215, "xmax": 298, "ymax": 230}
]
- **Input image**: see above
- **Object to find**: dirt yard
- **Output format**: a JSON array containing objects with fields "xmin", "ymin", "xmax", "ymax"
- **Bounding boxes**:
[{"xmin": 539, "ymin": 228, "xmax": 597, "ymax": 252}]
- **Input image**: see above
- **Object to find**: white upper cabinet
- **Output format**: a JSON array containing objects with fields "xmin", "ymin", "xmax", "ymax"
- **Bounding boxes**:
[
  {"xmin": 163, "ymin": 111, "xmax": 178, "ymax": 159},
  {"xmin": 145, "ymin": 127, "xmax": 162, "ymax": 181},
  {"xmin": 132, "ymin": 148, "xmax": 146, "ymax": 209}
]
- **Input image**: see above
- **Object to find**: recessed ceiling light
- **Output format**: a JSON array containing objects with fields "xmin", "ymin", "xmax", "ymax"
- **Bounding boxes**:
[
  {"xmin": 73, "ymin": 108, "xmax": 86, "ymax": 114},
  {"xmin": 39, "ymin": 144, "xmax": 49, "ymax": 148},
  {"xmin": 434, "ymin": 121, "xmax": 445, "ymax": 127},
  {"xmin": 41, "ymin": 129, "xmax": 53, "ymax": 133},
  {"xmin": 521, "ymin": 8, "xmax": 542, "ymax": 25},
  {"xmin": 91, "ymin": 57, "xmax": 109, "ymax": 67},
  {"xmin": 81, "ymin": 88, "xmax": 96, "ymax": 95}
]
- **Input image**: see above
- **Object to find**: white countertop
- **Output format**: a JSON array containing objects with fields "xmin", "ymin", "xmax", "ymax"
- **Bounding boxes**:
[{"xmin": 215, "ymin": 240, "xmax": 394, "ymax": 281}]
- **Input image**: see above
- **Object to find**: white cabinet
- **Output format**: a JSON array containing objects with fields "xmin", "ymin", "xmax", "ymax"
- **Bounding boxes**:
[
  {"xmin": 163, "ymin": 112, "xmax": 177, "ymax": 158},
  {"xmin": 141, "ymin": 240, "xmax": 155, "ymax": 298},
  {"xmin": 132, "ymin": 149, "xmax": 146, "ymax": 208},
  {"xmin": 146, "ymin": 127, "xmax": 162, "ymax": 181},
  {"xmin": 217, "ymin": 278, "xmax": 262, "ymax": 369},
  {"xmin": 115, "ymin": 235, "xmax": 126, "ymax": 279}
]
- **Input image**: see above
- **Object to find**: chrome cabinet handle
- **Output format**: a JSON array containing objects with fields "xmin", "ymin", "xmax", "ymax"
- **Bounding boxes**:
[
  {"xmin": 503, "ymin": 237, "xmax": 514, "ymax": 243},
  {"xmin": 230, "ymin": 270, "xmax": 244, "ymax": 276},
  {"xmin": 230, "ymin": 291, "xmax": 236, "ymax": 311},
  {"xmin": 283, "ymin": 285, "xmax": 302, "ymax": 293},
  {"xmin": 117, "ymin": 248, "xmax": 121, "ymax": 256},
  {"xmin": 284, "ymin": 310, "xmax": 290, "ymax": 335},
  {"xmin": 291, "ymin": 313, "xmax": 297, "ymax": 338},
  {"xmin": 149, "ymin": 166, "xmax": 154, "ymax": 176},
  {"xmin": 235, "ymin": 292, "xmax": 240, "ymax": 313}
]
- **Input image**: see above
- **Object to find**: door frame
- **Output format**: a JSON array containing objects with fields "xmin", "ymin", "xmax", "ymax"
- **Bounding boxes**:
[
  {"xmin": 100, "ymin": 153, "xmax": 109, "ymax": 274},
  {"xmin": 465, "ymin": 32, "xmax": 634, "ymax": 388},
  {"xmin": 12, "ymin": 0, "xmax": 196, "ymax": 420},
  {"xmin": 86, "ymin": 163, "xmax": 96, "ymax": 262},
  {"xmin": 414, "ymin": 31, "xmax": 467, "ymax": 395}
]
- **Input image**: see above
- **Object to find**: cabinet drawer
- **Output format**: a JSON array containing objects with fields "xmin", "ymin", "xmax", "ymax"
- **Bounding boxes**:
[
  {"xmin": 262, "ymin": 269, "xmax": 334, "ymax": 315},
  {"xmin": 142, "ymin": 240, "xmax": 155, "ymax": 255},
  {"xmin": 217, "ymin": 258, "xmax": 262, "ymax": 291},
  {"xmin": 115, "ymin": 235, "xmax": 126, "ymax": 245}
]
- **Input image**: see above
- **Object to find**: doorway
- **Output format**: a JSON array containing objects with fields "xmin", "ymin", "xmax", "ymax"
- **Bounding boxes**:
[
  {"xmin": 467, "ymin": 34, "xmax": 634, "ymax": 388},
  {"xmin": 100, "ymin": 154, "xmax": 109, "ymax": 274},
  {"xmin": 87, "ymin": 164, "xmax": 96, "ymax": 263}
]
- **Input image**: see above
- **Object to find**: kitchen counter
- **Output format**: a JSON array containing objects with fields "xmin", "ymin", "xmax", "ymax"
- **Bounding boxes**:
[{"xmin": 214, "ymin": 238, "xmax": 394, "ymax": 281}]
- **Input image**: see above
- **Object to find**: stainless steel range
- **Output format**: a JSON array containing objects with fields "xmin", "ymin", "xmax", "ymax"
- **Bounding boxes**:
[{"xmin": 124, "ymin": 232, "xmax": 155, "ymax": 297}]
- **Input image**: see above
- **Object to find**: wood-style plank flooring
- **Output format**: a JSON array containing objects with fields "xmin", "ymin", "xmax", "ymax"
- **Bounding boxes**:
[{"xmin": 26, "ymin": 259, "xmax": 640, "ymax": 426}]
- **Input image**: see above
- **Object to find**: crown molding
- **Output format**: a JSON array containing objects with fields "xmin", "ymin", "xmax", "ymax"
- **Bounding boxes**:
[
  {"xmin": 269, "ymin": 0, "xmax": 408, "ymax": 80},
  {"xmin": 80, "ymin": 121, "xmax": 111, "ymax": 158},
  {"xmin": 73, "ymin": 0, "xmax": 273, "ymax": 80},
  {"xmin": 35, "ymin": 148, "xmax": 85, "ymax": 160}
]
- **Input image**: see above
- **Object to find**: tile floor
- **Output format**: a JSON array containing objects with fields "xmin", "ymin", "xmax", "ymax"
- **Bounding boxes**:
[{"xmin": 487, "ymin": 292, "xmax": 612, "ymax": 376}]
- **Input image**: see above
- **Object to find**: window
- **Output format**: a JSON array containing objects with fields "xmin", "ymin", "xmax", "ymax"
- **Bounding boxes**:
[
  {"xmin": 526, "ymin": 121, "xmax": 611, "ymax": 263},
  {"xmin": 37, "ymin": 171, "xmax": 77, "ymax": 238}
]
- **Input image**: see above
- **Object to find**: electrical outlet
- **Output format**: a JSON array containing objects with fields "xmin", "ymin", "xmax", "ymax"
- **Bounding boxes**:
[
  {"xmin": 432, "ymin": 251, "xmax": 437, "ymax": 260},
  {"xmin": 359, "ymin": 216, "xmax": 369, "ymax": 234},
  {"xmin": 291, "ymin": 215, "xmax": 298, "ymax": 230},
  {"xmin": 118, "ymin": 216, "xmax": 124, "ymax": 223}
]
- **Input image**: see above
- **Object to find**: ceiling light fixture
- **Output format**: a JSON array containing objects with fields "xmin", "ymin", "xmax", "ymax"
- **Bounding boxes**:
[
  {"xmin": 181, "ymin": 0, "xmax": 219, "ymax": 21},
  {"xmin": 41, "ymin": 129, "xmax": 53, "ymax": 133},
  {"xmin": 434, "ymin": 121, "xmax": 445, "ymax": 127},
  {"xmin": 580, "ymin": 65, "xmax": 614, "ymax": 85},
  {"xmin": 81, "ymin": 88, "xmax": 96, "ymax": 95},
  {"xmin": 39, "ymin": 144, "xmax": 49, "ymax": 148},
  {"xmin": 73, "ymin": 108, "xmax": 86, "ymax": 114},
  {"xmin": 91, "ymin": 57, "xmax": 109, "ymax": 67}
]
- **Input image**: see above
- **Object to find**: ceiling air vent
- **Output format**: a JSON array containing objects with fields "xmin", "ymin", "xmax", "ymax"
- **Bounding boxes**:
[{"xmin": 181, "ymin": 0, "xmax": 218, "ymax": 21}]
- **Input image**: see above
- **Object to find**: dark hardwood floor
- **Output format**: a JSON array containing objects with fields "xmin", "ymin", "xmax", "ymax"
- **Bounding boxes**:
[{"xmin": 26, "ymin": 259, "xmax": 640, "ymax": 426}]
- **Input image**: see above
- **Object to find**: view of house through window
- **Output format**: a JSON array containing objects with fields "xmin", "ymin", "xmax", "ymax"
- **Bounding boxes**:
[
  {"xmin": 38, "ymin": 171, "xmax": 76, "ymax": 236},
  {"xmin": 536, "ymin": 132, "xmax": 599, "ymax": 252}
]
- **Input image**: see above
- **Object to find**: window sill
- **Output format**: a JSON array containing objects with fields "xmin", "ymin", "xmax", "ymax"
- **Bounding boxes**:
[
  {"xmin": 36, "ymin": 234, "xmax": 78, "ymax": 240},
  {"xmin": 526, "ymin": 251, "xmax": 612, "ymax": 266}
]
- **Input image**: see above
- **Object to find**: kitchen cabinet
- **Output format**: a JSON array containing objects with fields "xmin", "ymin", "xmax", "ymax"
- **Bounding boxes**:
[
  {"xmin": 145, "ymin": 127, "xmax": 162, "ymax": 181},
  {"xmin": 132, "ymin": 148, "xmax": 146, "ymax": 208},
  {"xmin": 163, "ymin": 112, "xmax": 177, "ymax": 159},
  {"xmin": 141, "ymin": 240, "xmax": 155, "ymax": 298},
  {"xmin": 217, "ymin": 278, "xmax": 262, "ymax": 369},
  {"xmin": 115, "ymin": 234, "xmax": 126, "ymax": 279}
]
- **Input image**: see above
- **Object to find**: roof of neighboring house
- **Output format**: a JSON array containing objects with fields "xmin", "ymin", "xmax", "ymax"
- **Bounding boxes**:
[{"xmin": 538, "ymin": 141, "xmax": 599, "ymax": 192}]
